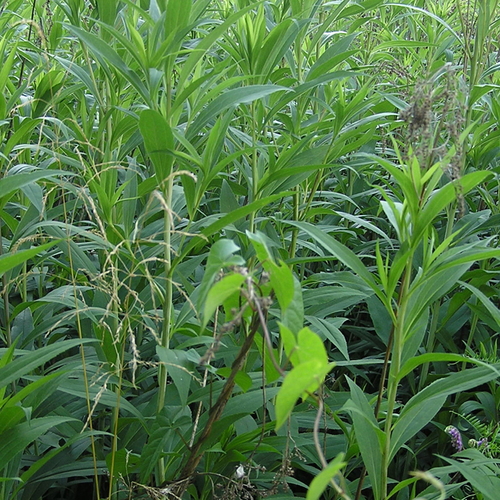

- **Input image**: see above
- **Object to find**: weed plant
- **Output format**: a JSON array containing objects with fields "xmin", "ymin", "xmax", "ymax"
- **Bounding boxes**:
[{"xmin": 1, "ymin": 0, "xmax": 500, "ymax": 499}]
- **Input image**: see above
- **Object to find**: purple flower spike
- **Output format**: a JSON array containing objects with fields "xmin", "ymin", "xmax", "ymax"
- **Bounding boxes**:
[
  {"xmin": 445, "ymin": 425, "xmax": 464, "ymax": 451},
  {"xmin": 477, "ymin": 438, "xmax": 488, "ymax": 448}
]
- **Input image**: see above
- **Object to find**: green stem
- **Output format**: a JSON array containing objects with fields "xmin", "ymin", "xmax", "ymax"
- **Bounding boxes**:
[
  {"xmin": 381, "ymin": 261, "xmax": 412, "ymax": 499},
  {"xmin": 108, "ymin": 313, "xmax": 126, "ymax": 500},
  {"xmin": 419, "ymin": 203, "xmax": 456, "ymax": 389},
  {"xmin": 289, "ymin": 187, "xmax": 300, "ymax": 259},
  {"xmin": 0, "ymin": 218, "xmax": 11, "ymax": 349},
  {"xmin": 64, "ymin": 219, "xmax": 101, "ymax": 500},
  {"xmin": 156, "ymin": 176, "xmax": 173, "ymax": 485},
  {"xmin": 249, "ymin": 101, "xmax": 258, "ymax": 233}
]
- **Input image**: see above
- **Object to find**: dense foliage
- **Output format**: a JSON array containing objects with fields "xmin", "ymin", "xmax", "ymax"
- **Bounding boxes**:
[{"xmin": 1, "ymin": 0, "xmax": 500, "ymax": 499}]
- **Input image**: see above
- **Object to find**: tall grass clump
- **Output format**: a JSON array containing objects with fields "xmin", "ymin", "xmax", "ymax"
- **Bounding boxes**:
[{"xmin": 1, "ymin": 0, "xmax": 500, "ymax": 499}]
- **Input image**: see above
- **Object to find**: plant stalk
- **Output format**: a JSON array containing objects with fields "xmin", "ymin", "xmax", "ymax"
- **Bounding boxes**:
[
  {"xmin": 156, "ymin": 175, "xmax": 174, "ymax": 485},
  {"xmin": 380, "ymin": 261, "xmax": 412, "ymax": 499}
]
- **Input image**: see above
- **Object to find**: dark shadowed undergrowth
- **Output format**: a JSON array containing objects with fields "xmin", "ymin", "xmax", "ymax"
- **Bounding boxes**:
[{"xmin": 1, "ymin": 0, "xmax": 500, "ymax": 499}]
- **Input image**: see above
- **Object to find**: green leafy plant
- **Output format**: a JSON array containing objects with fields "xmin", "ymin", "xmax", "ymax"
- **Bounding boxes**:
[{"xmin": 1, "ymin": 0, "xmax": 500, "ymax": 499}]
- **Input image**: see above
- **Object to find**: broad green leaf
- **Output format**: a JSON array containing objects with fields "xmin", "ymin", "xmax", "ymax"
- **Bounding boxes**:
[
  {"xmin": 254, "ymin": 332, "xmax": 281, "ymax": 384},
  {"xmin": 0, "ymin": 342, "xmax": 15, "ymax": 401},
  {"xmin": 307, "ymin": 316, "xmax": 349, "ymax": 360},
  {"xmin": 345, "ymin": 378, "xmax": 383, "ymax": 500},
  {"xmin": 157, "ymin": 347, "xmax": 192, "ymax": 407},
  {"xmin": 64, "ymin": 24, "xmax": 151, "ymax": 104},
  {"xmin": 174, "ymin": 193, "xmax": 293, "ymax": 269},
  {"xmin": 303, "ymin": 286, "xmax": 372, "ymax": 317},
  {"xmin": 54, "ymin": 55, "xmax": 100, "ymax": 99},
  {"xmin": 460, "ymin": 280, "xmax": 500, "ymax": 327},
  {"xmin": 202, "ymin": 272, "xmax": 246, "ymax": 329},
  {"xmin": 0, "ymin": 41, "xmax": 17, "ymax": 94},
  {"xmin": 306, "ymin": 453, "xmax": 346, "ymax": 500},
  {"xmin": 3, "ymin": 372, "xmax": 63, "ymax": 409},
  {"xmin": 390, "ymin": 363, "xmax": 500, "ymax": 461},
  {"xmin": 220, "ymin": 179, "xmax": 241, "ymax": 215},
  {"xmin": 275, "ymin": 361, "xmax": 334, "ymax": 430},
  {"xmin": 389, "ymin": 394, "xmax": 447, "ymax": 462},
  {"xmin": 217, "ymin": 368, "xmax": 252, "ymax": 393},
  {"xmin": 385, "ymin": 3, "xmax": 461, "ymax": 43},
  {"xmin": 440, "ymin": 451, "xmax": 500, "ymax": 500},
  {"xmin": 281, "ymin": 274, "xmax": 304, "ymax": 335},
  {"xmin": 415, "ymin": 171, "xmax": 492, "ymax": 244},
  {"xmin": 96, "ymin": 0, "xmax": 116, "ymax": 26},
  {"xmin": 224, "ymin": 387, "xmax": 280, "ymax": 418},
  {"xmin": 268, "ymin": 261, "xmax": 295, "ymax": 313},
  {"xmin": 290, "ymin": 0, "xmax": 317, "ymax": 18},
  {"xmin": 336, "ymin": 210, "xmax": 393, "ymax": 246},
  {"xmin": 197, "ymin": 239, "xmax": 244, "ymax": 314},
  {"xmin": 0, "ymin": 406, "xmax": 25, "ymax": 434},
  {"xmin": 176, "ymin": 3, "xmax": 259, "ymax": 92},
  {"xmin": 402, "ymin": 363, "xmax": 500, "ymax": 415},
  {"xmin": 17, "ymin": 456, "xmax": 107, "ymax": 487},
  {"xmin": 139, "ymin": 109, "xmax": 175, "ymax": 184},
  {"xmin": 264, "ymin": 71, "xmax": 355, "ymax": 128},
  {"xmin": 0, "ymin": 171, "xmax": 69, "ymax": 207},
  {"xmin": 246, "ymin": 232, "xmax": 303, "ymax": 329},
  {"xmin": 202, "ymin": 111, "xmax": 234, "ymax": 176},
  {"xmin": 405, "ymin": 263, "xmax": 472, "ymax": 337},
  {"xmin": 140, "ymin": 406, "xmax": 191, "ymax": 482},
  {"xmin": 373, "ymin": 40, "xmax": 439, "ymax": 51},
  {"xmin": 307, "ymin": 34, "xmax": 357, "ymax": 81},
  {"xmin": 255, "ymin": 19, "xmax": 301, "ymax": 81},
  {"xmin": 246, "ymin": 230, "xmax": 274, "ymax": 263},
  {"xmin": 0, "ymin": 339, "xmax": 95, "ymax": 390},
  {"xmin": 0, "ymin": 241, "xmax": 61, "ymax": 277},
  {"xmin": 0, "ymin": 416, "xmax": 78, "ymax": 471},
  {"xmin": 4, "ymin": 118, "xmax": 42, "ymax": 157},
  {"xmin": 380, "ymin": 200, "xmax": 407, "ymax": 242},
  {"xmin": 401, "ymin": 306, "xmax": 429, "ymax": 366},
  {"xmin": 187, "ymin": 84, "xmax": 288, "ymax": 138},
  {"xmin": 57, "ymin": 377, "xmax": 145, "ymax": 422},
  {"xmin": 166, "ymin": 0, "xmax": 191, "ymax": 36},
  {"xmin": 297, "ymin": 327, "xmax": 328, "ymax": 366},
  {"xmin": 279, "ymin": 323, "xmax": 299, "ymax": 368},
  {"xmin": 260, "ymin": 164, "xmax": 331, "ymax": 195},
  {"xmin": 397, "ymin": 353, "xmax": 473, "ymax": 382},
  {"xmin": 106, "ymin": 448, "xmax": 140, "ymax": 477},
  {"xmin": 286, "ymin": 221, "xmax": 379, "ymax": 292}
]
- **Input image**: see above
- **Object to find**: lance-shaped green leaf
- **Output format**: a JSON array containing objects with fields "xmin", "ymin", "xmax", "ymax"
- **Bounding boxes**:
[
  {"xmin": 65, "ymin": 24, "xmax": 151, "ymax": 105},
  {"xmin": 157, "ymin": 346, "xmax": 193, "ymax": 407},
  {"xmin": 275, "ymin": 360, "xmax": 334, "ymax": 430},
  {"xmin": 139, "ymin": 109, "xmax": 175, "ymax": 185},
  {"xmin": 307, "ymin": 453, "xmax": 347, "ymax": 500},
  {"xmin": 202, "ymin": 273, "xmax": 246, "ymax": 330},
  {"xmin": 286, "ymin": 220, "xmax": 380, "ymax": 294},
  {"xmin": 414, "ymin": 171, "xmax": 492, "ymax": 245},
  {"xmin": 307, "ymin": 34, "xmax": 358, "ymax": 81},
  {"xmin": 165, "ymin": 0, "xmax": 191, "ymax": 44},
  {"xmin": 390, "ymin": 363, "xmax": 500, "ymax": 461},
  {"xmin": 197, "ymin": 239, "xmax": 245, "ymax": 316},
  {"xmin": 345, "ymin": 378, "xmax": 384, "ymax": 500},
  {"xmin": 173, "ymin": 192, "xmax": 293, "ymax": 271},
  {"xmin": 439, "ymin": 451, "xmax": 500, "ymax": 500},
  {"xmin": 0, "ymin": 338, "xmax": 95, "ymax": 390},
  {"xmin": 0, "ymin": 170, "xmax": 70, "ymax": 208},
  {"xmin": 0, "ymin": 240, "xmax": 61, "ymax": 277},
  {"xmin": 187, "ymin": 84, "xmax": 288, "ymax": 139},
  {"xmin": 0, "ymin": 416, "xmax": 79, "ymax": 471}
]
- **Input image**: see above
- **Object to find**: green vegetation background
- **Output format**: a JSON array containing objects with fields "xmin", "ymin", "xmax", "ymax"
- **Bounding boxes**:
[{"xmin": 1, "ymin": 0, "xmax": 500, "ymax": 499}]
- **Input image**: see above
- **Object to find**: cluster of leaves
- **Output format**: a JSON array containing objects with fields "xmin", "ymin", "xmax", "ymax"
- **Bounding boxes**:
[{"xmin": 1, "ymin": 0, "xmax": 500, "ymax": 499}]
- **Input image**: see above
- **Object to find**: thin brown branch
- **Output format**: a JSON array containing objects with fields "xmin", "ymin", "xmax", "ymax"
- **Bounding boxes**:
[{"xmin": 171, "ymin": 312, "xmax": 262, "ymax": 496}]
